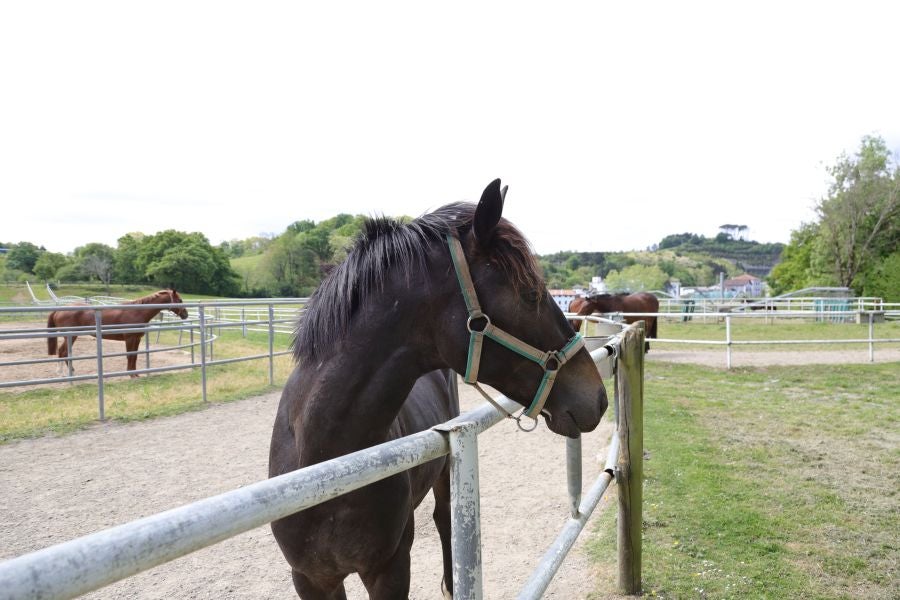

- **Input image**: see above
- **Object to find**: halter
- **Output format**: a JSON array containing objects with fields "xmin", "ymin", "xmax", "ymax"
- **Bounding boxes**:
[{"xmin": 447, "ymin": 234, "xmax": 585, "ymax": 431}]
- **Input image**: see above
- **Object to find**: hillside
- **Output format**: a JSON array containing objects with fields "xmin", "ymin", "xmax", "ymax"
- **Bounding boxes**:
[
  {"xmin": 540, "ymin": 234, "xmax": 784, "ymax": 292},
  {"xmin": 658, "ymin": 233, "xmax": 784, "ymax": 278}
]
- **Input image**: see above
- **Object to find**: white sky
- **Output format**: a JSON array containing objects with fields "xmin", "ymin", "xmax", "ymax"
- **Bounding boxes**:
[{"xmin": 2, "ymin": 1, "xmax": 899, "ymax": 255}]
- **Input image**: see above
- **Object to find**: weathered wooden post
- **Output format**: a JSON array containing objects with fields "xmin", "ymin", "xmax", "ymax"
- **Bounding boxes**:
[{"xmin": 617, "ymin": 322, "xmax": 644, "ymax": 595}]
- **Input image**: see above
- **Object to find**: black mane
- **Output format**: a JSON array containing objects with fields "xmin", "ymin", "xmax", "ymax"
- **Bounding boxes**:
[{"xmin": 293, "ymin": 202, "xmax": 542, "ymax": 362}]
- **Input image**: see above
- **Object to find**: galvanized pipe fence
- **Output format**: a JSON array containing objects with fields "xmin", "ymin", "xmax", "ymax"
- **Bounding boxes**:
[
  {"xmin": 573, "ymin": 309, "xmax": 900, "ymax": 369},
  {"xmin": 0, "ymin": 322, "xmax": 646, "ymax": 600},
  {"xmin": 656, "ymin": 296, "xmax": 892, "ymax": 315},
  {"xmin": 0, "ymin": 300, "xmax": 304, "ymax": 415}
]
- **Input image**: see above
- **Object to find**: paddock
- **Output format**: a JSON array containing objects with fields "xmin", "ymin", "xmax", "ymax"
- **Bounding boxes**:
[{"xmin": 0, "ymin": 376, "xmax": 618, "ymax": 599}]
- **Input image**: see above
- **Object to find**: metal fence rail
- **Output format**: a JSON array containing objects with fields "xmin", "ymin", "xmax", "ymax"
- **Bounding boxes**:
[
  {"xmin": 571, "ymin": 309, "xmax": 900, "ymax": 369},
  {"xmin": 0, "ymin": 323, "xmax": 646, "ymax": 600}
]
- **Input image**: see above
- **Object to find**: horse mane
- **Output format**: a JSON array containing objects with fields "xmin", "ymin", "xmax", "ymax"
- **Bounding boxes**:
[
  {"xmin": 129, "ymin": 290, "xmax": 172, "ymax": 305},
  {"xmin": 294, "ymin": 202, "xmax": 543, "ymax": 362},
  {"xmin": 587, "ymin": 293, "xmax": 627, "ymax": 301}
]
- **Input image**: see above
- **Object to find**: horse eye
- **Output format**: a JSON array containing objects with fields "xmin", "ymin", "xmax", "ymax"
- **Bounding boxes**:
[{"xmin": 522, "ymin": 289, "xmax": 541, "ymax": 304}]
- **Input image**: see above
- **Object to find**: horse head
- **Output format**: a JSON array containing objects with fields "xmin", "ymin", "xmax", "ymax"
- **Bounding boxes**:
[
  {"xmin": 437, "ymin": 179, "xmax": 607, "ymax": 437},
  {"xmin": 567, "ymin": 296, "xmax": 590, "ymax": 332},
  {"xmin": 164, "ymin": 289, "xmax": 189, "ymax": 319}
]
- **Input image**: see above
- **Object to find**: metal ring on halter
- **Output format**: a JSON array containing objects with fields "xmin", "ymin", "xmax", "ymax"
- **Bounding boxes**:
[
  {"xmin": 544, "ymin": 350, "xmax": 561, "ymax": 372},
  {"xmin": 466, "ymin": 312, "xmax": 491, "ymax": 333},
  {"xmin": 515, "ymin": 413, "xmax": 539, "ymax": 432}
]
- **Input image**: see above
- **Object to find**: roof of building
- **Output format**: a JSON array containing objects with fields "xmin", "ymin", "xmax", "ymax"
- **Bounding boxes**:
[
  {"xmin": 548, "ymin": 289, "xmax": 578, "ymax": 296},
  {"xmin": 724, "ymin": 274, "xmax": 761, "ymax": 286}
]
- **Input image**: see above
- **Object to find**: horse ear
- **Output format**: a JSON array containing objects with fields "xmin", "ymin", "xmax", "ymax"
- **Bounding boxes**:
[{"xmin": 473, "ymin": 178, "xmax": 505, "ymax": 245}]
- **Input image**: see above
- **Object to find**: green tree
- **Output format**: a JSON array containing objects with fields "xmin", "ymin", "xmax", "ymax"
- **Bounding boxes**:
[
  {"xmin": 73, "ymin": 243, "xmax": 117, "ymax": 290},
  {"xmin": 604, "ymin": 264, "xmax": 668, "ymax": 292},
  {"xmin": 115, "ymin": 233, "xmax": 146, "ymax": 284},
  {"xmin": 136, "ymin": 230, "xmax": 239, "ymax": 295},
  {"xmin": 855, "ymin": 250, "xmax": 900, "ymax": 301},
  {"xmin": 817, "ymin": 135, "xmax": 900, "ymax": 289},
  {"xmin": 6, "ymin": 242, "xmax": 43, "ymax": 273},
  {"xmin": 33, "ymin": 252, "xmax": 69, "ymax": 281}
]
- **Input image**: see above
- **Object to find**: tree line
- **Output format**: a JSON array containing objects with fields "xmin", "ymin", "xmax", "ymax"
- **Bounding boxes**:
[
  {"xmin": 1, "ymin": 231, "xmax": 240, "ymax": 296},
  {"xmin": 769, "ymin": 135, "xmax": 899, "ymax": 300},
  {"xmin": 3, "ymin": 134, "xmax": 896, "ymax": 300}
]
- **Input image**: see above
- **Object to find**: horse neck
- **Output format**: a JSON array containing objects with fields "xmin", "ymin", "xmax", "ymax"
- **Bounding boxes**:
[
  {"xmin": 294, "ymin": 291, "xmax": 440, "ymax": 460},
  {"xmin": 127, "ymin": 293, "xmax": 167, "ymax": 322}
]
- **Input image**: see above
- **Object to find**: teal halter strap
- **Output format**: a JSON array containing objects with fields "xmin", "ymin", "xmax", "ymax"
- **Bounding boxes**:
[{"xmin": 447, "ymin": 234, "xmax": 585, "ymax": 428}]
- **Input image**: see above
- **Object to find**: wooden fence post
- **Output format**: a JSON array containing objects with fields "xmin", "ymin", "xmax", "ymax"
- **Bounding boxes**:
[{"xmin": 617, "ymin": 322, "xmax": 644, "ymax": 594}]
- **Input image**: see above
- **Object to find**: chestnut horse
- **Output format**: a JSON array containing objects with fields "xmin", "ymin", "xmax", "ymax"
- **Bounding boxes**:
[
  {"xmin": 270, "ymin": 180, "xmax": 608, "ymax": 599},
  {"xmin": 47, "ymin": 289, "xmax": 189, "ymax": 377},
  {"xmin": 569, "ymin": 292, "xmax": 659, "ymax": 352}
]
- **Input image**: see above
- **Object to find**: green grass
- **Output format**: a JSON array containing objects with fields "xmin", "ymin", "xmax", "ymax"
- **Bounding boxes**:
[
  {"xmin": 0, "ymin": 328, "xmax": 294, "ymax": 442},
  {"xmin": 589, "ymin": 361, "xmax": 899, "ymax": 599}
]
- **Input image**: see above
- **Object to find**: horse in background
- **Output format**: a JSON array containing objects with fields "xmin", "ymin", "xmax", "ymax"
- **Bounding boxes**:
[
  {"xmin": 569, "ymin": 292, "xmax": 659, "ymax": 352},
  {"xmin": 47, "ymin": 289, "xmax": 189, "ymax": 377}
]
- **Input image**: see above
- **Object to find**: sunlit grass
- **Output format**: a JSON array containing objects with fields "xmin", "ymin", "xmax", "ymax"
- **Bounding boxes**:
[{"xmin": 588, "ymin": 361, "xmax": 899, "ymax": 599}]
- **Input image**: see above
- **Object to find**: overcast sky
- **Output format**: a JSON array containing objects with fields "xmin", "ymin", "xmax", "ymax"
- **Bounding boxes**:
[{"xmin": 2, "ymin": 1, "xmax": 898, "ymax": 256}]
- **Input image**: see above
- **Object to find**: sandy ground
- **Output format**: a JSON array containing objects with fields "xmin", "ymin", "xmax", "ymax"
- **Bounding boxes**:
[{"xmin": 0, "ymin": 380, "xmax": 617, "ymax": 599}]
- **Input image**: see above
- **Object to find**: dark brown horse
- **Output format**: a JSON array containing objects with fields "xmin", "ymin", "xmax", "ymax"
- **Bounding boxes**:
[
  {"xmin": 47, "ymin": 289, "xmax": 188, "ymax": 377},
  {"xmin": 569, "ymin": 292, "xmax": 659, "ymax": 351},
  {"xmin": 269, "ymin": 180, "xmax": 608, "ymax": 599}
]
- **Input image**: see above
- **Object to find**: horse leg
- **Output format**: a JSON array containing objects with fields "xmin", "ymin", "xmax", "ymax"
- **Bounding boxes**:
[
  {"xmin": 59, "ymin": 336, "xmax": 76, "ymax": 375},
  {"xmin": 125, "ymin": 336, "xmax": 140, "ymax": 377},
  {"xmin": 433, "ymin": 469, "xmax": 454, "ymax": 599},
  {"xmin": 290, "ymin": 570, "xmax": 347, "ymax": 600},
  {"xmin": 359, "ymin": 514, "xmax": 414, "ymax": 600}
]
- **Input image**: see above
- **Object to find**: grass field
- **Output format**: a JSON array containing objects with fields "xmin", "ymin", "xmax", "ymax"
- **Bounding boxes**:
[{"xmin": 589, "ymin": 361, "xmax": 899, "ymax": 599}]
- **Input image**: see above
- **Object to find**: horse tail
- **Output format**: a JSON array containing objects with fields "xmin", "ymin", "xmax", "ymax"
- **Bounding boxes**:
[
  {"xmin": 47, "ymin": 312, "xmax": 58, "ymax": 355},
  {"xmin": 649, "ymin": 314, "xmax": 658, "ymax": 339}
]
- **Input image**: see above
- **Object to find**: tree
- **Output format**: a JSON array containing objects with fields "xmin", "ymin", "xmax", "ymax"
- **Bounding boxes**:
[
  {"xmin": 817, "ymin": 135, "xmax": 900, "ymax": 288},
  {"xmin": 604, "ymin": 264, "xmax": 668, "ymax": 292},
  {"xmin": 74, "ymin": 243, "xmax": 116, "ymax": 290},
  {"xmin": 115, "ymin": 233, "xmax": 146, "ymax": 284},
  {"xmin": 6, "ymin": 242, "xmax": 43, "ymax": 273},
  {"xmin": 33, "ymin": 252, "xmax": 69, "ymax": 281},
  {"xmin": 855, "ymin": 250, "xmax": 900, "ymax": 301},
  {"xmin": 136, "ymin": 230, "xmax": 239, "ymax": 295},
  {"xmin": 767, "ymin": 222, "xmax": 830, "ymax": 295}
]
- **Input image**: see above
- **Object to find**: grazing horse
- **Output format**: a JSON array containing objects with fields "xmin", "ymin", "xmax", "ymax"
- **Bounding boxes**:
[
  {"xmin": 269, "ymin": 179, "xmax": 608, "ymax": 599},
  {"xmin": 47, "ymin": 289, "xmax": 189, "ymax": 377},
  {"xmin": 569, "ymin": 292, "xmax": 659, "ymax": 352}
]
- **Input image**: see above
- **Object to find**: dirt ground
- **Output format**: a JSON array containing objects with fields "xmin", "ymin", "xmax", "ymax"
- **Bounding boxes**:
[
  {"xmin": 0, "ymin": 380, "xmax": 617, "ymax": 599},
  {"xmin": 0, "ymin": 321, "xmax": 192, "ymax": 387}
]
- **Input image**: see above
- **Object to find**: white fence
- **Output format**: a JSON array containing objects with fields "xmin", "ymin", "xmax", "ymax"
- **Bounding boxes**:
[
  {"xmin": 573, "ymin": 309, "xmax": 900, "ymax": 369},
  {"xmin": 0, "ymin": 322, "xmax": 646, "ymax": 600},
  {"xmin": 657, "ymin": 295, "xmax": 894, "ymax": 318}
]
